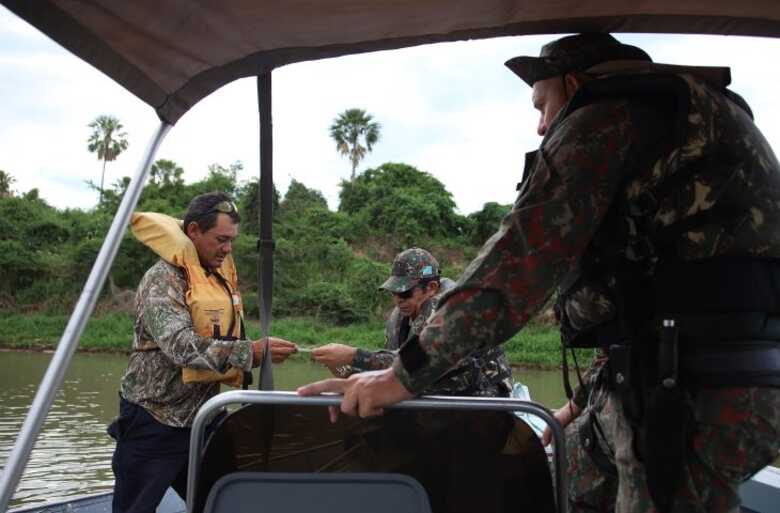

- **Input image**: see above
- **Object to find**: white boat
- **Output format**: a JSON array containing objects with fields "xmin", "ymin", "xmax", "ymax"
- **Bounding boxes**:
[{"xmin": 1, "ymin": 3, "xmax": 779, "ymax": 513}]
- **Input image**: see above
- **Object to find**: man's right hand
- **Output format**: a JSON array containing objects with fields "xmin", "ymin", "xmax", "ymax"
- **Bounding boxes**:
[
  {"xmin": 311, "ymin": 343, "xmax": 357, "ymax": 368},
  {"xmin": 252, "ymin": 337, "xmax": 297, "ymax": 367},
  {"xmin": 542, "ymin": 400, "xmax": 582, "ymax": 446},
  {"xmin": 297, "ymin": 367, "xmax": 414, "ymax": 422}
]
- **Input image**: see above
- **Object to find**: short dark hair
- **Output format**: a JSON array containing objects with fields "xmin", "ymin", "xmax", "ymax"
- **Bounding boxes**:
[
  {"xmin": 417, "ymin": 276, "xmax": 441, "ymax": 290},
  {"xmin": 182, "ymin": 191, "xmax": 240, "ymax": 233}
]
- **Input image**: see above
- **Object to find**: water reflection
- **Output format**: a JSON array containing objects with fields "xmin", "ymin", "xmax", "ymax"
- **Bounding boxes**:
[
  {"xmin": 0, "ymin": 351, "xmax": 334, "ymax": 508},
  {"xmin": 3, "ymin": 351, "xmax": 569, "ymax": 508},
  {"xmin": 9, "ymin": 350, "xmax": 771, "ymax": 509}
]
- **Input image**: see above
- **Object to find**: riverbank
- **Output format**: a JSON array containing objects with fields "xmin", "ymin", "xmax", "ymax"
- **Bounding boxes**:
[{"xmin": 0, "ymin": 312, "xmax": 591, "ymax": 367}]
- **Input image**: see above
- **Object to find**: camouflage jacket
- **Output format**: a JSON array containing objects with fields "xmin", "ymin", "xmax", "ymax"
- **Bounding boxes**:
[
  {"xmin": 120, "ymin": 260, "xmax": 253, "ymax": 427},
  {"xmin": 394, "ymin": 69, "xmax": 780, "ymax": 394},
  {"xmin": 352, "ymin": 278, "xmax": 513, "ymax": 396}
]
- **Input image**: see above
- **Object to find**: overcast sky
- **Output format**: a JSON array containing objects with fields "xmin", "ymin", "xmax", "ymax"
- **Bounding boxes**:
[{"xmin": 3, "ymin": 7, "xmax": 780, "ymax": 215}]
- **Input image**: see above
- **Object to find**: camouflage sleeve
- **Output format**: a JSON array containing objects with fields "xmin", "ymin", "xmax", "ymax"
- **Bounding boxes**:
[
  {"xmin": 571, "ymin": 349, "xmax": 609, "ymax": 409},
  {"xmin": 393, "ymin": 100, "xmax": 637, "ymax": 393},
  {"xmin": 350, "ymin": 307, "xmax": 403, "ymax": 371},
  {"xmin": 351, "ymin": 348, "xmax": 397, "ymax": 371},
  {"xmin": 140, "ymin": 264, "xmax": 253, "ymax": 372}
]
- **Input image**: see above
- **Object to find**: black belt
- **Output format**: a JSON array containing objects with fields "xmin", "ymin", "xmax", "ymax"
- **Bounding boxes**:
[{"xmin": 680, "ymin": 341, "xmax": 780, "ymax": 387}]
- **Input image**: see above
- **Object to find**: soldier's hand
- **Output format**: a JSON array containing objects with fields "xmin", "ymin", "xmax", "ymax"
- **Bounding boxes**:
[
  {"xmin": 542, "ymin": 400, "xmax": 582, "ymax": 446},
  {"xmin": 297, "ymin": 368, "xmax": 414, "ymax": 422},
  {"xmin": 252, "ymin": 337, "xmax": 298, "ymax": 366},
  {"xmin": 311, "ymin": 343, "xmax": 357, "ymax": 368}
]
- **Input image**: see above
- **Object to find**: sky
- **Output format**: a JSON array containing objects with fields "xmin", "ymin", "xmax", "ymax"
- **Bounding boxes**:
[{"xmin": 3, "ymin": 7, "xmax": 780, "ymax": 215}]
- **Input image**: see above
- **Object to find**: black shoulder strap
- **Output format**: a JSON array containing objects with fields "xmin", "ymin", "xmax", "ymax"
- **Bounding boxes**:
[{"xmin": 563, "ymin": 73, "xmax": 691, "ymax": 149}]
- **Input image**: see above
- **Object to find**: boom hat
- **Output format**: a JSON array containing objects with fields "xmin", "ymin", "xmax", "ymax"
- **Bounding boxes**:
[
  {"xmin": 504, "ymin": 33, "xmax": 652, "ymax": 87},
  {"xmin": 379, "ymin": 247, "xmax": 440, "ymax": 293}
]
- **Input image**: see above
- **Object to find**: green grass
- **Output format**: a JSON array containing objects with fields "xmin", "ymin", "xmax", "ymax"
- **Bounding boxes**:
[{"xmin": 0, "ymin": 312, "xmax": 588, "ymax": 368}]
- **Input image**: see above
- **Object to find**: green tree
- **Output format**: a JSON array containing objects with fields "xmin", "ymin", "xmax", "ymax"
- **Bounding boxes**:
[
  {"xmin": 149, "ymin": 159, "xmax": 184, "ymax": 190},
  {"xmin": 467, "ymin": 202, "xmax": 512, "ymax": 245},
  {"xmin": 279, "ymin": 179, "xmax": 328, "ymax": 215},
  {"xmin": 338, "ymin": 162, "xmax": 465, "ymax": 246},
  {"xmin": 87, "ymin": 115, "xmax": 129, "ymax": 203},
  {"xmin": 330, "ymin": 108, "xmax": 381, "ymax": 181},
  {"xmin": 236, "ymin": 178, "xmax": 280, "ymax": 235},
  {"xmin": 188, "ymin": 161, "xmax": 242, "ymax": 199},
  {"xmin": 0, "ymin": 170, "xmax": 15, "ymax": 197}
]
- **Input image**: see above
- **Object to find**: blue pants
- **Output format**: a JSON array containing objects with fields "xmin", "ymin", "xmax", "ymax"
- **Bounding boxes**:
[{"xmin": 109, "ymin": 397, "xmax": 221, "ymax": 513}]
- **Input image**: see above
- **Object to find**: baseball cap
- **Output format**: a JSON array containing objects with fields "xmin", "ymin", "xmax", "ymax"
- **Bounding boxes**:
[
  {"xmin": 505, "ymin": 33, "xmax": 652, "ymax": 87},
  {"xmin": 379, "ymin": 247, "xmax": 440, "ymax": 293}
]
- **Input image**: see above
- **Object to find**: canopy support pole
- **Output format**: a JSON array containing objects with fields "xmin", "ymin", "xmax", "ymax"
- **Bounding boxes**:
[
  {"xmin": 0, "ymin": 121, "xmax": 172, "ymax": 512},
  {"xmin": 256, "ymin": 71, "xmax": 275, "ymax": 391}
]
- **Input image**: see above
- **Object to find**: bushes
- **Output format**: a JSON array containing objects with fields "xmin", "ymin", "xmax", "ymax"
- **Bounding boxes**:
[
  {"xmin": 338, "ymin": 162, "xmax": 469, "ymax": 248},
  {"xmin": 0, "ymin": 163, "xmax": 507, "ymax": 324}
]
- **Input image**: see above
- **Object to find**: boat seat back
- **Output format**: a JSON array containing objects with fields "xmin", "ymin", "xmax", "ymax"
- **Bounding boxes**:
[
  {"xmin": 196, "ymin": 404, "xmax": 554, "ymax": 513},
  {"xmin": 203, "ymin": 472, "xmax": 431, "ymax": 513}
]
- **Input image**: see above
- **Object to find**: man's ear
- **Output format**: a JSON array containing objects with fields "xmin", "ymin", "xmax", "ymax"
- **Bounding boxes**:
[
  {"xmin": 427, "ymin": 281, "xmax": 440, "ymax": 295},
  {"xmin": 564, "ymin": 73, "xmax": 583, "ymax": 96},
  {"xmin": 185, "ymin": 221, "xmax": 201, "ymax": 240}
]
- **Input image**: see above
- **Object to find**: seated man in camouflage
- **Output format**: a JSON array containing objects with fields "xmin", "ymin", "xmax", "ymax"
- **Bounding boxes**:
[{"xmin": 312, "ymin": 247, "xmax": 512, "ymax": 396}]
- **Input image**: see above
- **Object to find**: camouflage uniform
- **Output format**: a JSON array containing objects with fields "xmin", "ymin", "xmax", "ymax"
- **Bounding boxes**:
[
  {"xmin": 120, "ymin": 259, "xmax": 253, "ymax": 427},
  {"xmin": 351, "ymin": 276, "xmax": 513, "ymax": 396},
  {"xmin": 392, "ymin": 35, "xmax": 780, "ymax": 513}
]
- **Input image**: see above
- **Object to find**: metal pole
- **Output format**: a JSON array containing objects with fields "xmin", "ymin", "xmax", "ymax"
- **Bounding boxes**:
[
  {"xmin": 186, "ymin": 391, "xmax": 568, "ymax": 513},
  {"xmin": 256, "ymin": 71, "xmax": 275, "ymax": 391},
  {"xmin": 0, "ymin": 122, "xmax": 172, "ymax": 512}
]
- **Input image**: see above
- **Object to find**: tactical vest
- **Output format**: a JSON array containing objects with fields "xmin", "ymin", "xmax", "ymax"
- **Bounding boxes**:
[
  {"xmin": 550, "ymin": 71, "xmax": 780, "ymax": 388},
  {"xmin": 547, "ymin": 70, "xmax": 780, "ymax": 513},
  {"xmin": 132, "ymin": 212, "xmax": 247, "ymax": 387}
]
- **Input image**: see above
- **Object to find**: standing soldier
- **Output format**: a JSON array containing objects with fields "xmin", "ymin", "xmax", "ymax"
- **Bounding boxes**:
[
  {"xmin": 110, "ymin": 192, "xmax": 297, "ymax": 513},
  {"xmin": 312, "ymin": 247, "xmax": 512, "ymax": 397},
  {"xmin": 300, "ymin": 34, "xmax": 780, "ymax": 513}
]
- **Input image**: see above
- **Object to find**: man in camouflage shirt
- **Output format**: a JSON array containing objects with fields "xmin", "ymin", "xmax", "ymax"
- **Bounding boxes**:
[
  {"xmin": 111, "ymin": 192, "xmax": 296, "ymax": 513},
  {"xmin": 312, "ymin": 247, "xmax": 512, "ymax": 397},
  {"xmin": 301, "ymin": 34, "xmax": 780, "ymax": 513}
]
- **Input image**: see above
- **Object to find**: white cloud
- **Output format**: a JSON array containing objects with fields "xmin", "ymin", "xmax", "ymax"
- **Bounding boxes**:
[{"xmin": 3, "ymin": 9, "xmax": 780, "ymax": 217}]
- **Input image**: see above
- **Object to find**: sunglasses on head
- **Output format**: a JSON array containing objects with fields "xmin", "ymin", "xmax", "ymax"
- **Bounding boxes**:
[{"xmin": 193, "ymin": 200, "xmax": 237, "ymax": 219}]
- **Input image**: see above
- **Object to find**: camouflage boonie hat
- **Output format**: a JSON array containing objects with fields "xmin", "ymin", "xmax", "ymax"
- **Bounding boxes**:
[
  {"xmin": 379, "ymin": 247, "xmax": 440, "ymax": 293},
  {"xmin": 504, "ymin": 33, "xmax": 652, "ymax": 87}
]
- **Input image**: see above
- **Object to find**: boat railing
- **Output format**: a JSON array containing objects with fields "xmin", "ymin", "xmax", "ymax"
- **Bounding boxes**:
[{"xmin": 186, "ymin": 390, "xmax": 568, "ymax": 513}]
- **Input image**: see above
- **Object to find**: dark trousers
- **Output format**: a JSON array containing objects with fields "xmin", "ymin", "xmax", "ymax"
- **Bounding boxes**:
[{"xmin": 109, "ymin": 396, "xmax": 221, "ymax": 513}]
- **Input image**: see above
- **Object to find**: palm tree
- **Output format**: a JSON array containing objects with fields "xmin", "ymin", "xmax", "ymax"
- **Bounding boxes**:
[
  {"xmin": 329, "ymin": 108, "xmax": 381, "ymax": 181},
  {"xmin": 87, "ymin": 115, "xmax": 129, "ymax": 203}
]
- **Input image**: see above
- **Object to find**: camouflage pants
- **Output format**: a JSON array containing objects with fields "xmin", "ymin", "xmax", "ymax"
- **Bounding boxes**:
[{"xmin": 566, "ymin": 380, "xmax": 780, "ymax": 513}]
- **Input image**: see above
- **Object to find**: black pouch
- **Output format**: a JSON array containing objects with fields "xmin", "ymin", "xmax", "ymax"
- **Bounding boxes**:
[{"xmin": 107, "ymin": 394, "xmax": 139, "ymax": 441}]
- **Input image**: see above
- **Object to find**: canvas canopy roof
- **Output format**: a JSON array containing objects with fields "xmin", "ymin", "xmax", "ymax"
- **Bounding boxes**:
[{"xmin": 4, "ymin": 1, "xmax": 780, "ymax": 124}]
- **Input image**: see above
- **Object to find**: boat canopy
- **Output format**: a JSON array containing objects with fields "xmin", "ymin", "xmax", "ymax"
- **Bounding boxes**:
[{"xmin": 4, "ymin": 1, "xmax": 780, "ymax": 124}]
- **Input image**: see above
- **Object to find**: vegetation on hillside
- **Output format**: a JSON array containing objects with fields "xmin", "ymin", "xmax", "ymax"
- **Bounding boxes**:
[
  {"xmin": 0, "ymin": 162, "xmax": 514, "ymax": 324},
  {"xmin": 0, "ymin": 110, "xmax": 576, "ymax": 366}
]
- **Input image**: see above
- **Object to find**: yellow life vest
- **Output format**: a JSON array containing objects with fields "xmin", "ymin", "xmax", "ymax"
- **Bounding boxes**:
[{"xmin": 131, "ymin": 212, "xmax": 247, "ymax": 387}]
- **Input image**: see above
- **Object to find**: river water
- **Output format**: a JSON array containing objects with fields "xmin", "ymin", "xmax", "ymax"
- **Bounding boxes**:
[{"xmin": 0, "ymin": 350, "xmax": 570, "ymax": 509}]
